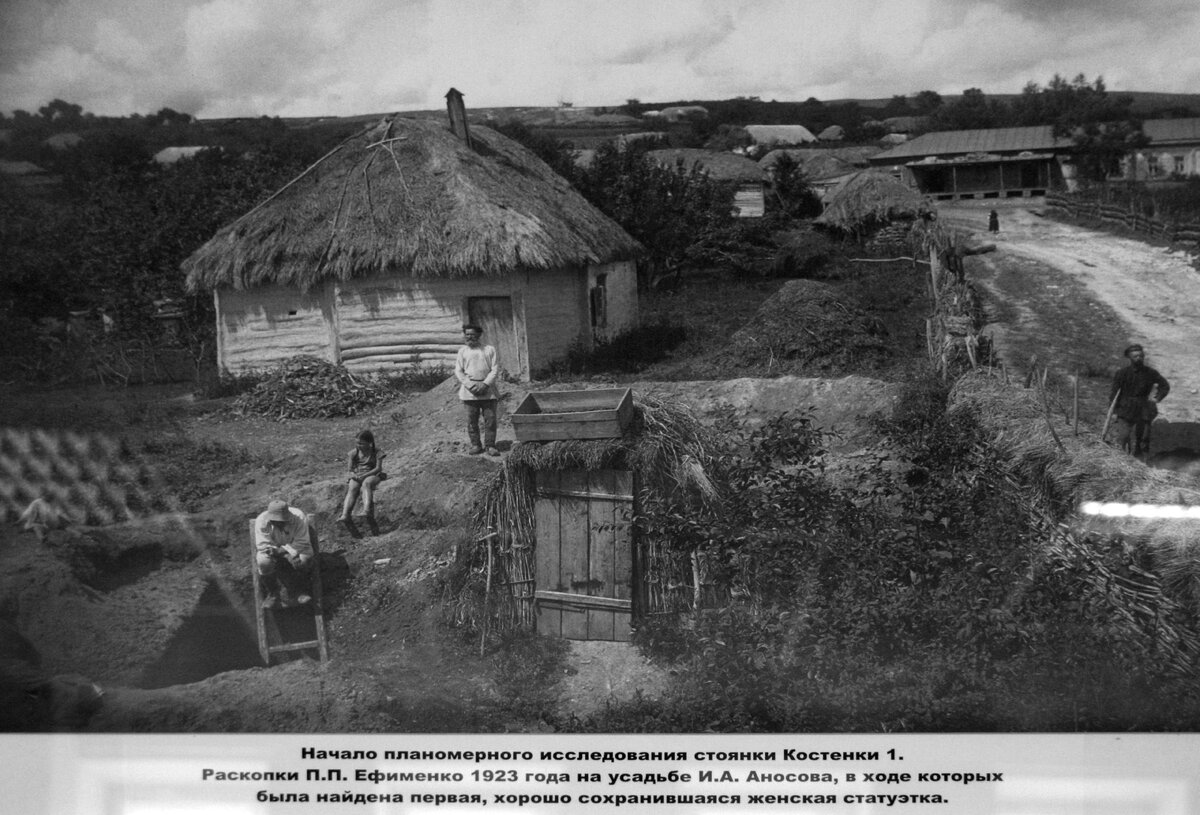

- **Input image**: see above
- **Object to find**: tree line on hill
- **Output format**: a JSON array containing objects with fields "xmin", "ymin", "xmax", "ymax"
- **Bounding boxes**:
[{"xmin": 628, "ymin": 73, "xmax": 1198, "ymax": 142}]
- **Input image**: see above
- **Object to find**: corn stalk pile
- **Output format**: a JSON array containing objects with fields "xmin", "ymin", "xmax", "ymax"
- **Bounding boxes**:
[
  {"xmin": 911, "ymin": 220, "xmax": 990, "ymax": 377},
  {"xmin": 231, "ymin": 355, "xmax": 392, "ymax": 420}
]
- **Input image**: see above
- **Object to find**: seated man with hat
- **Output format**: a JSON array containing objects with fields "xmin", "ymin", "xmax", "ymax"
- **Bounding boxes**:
[{"xmin": 254, "ymin": 499, "xmax": 316, "ymax": 608}]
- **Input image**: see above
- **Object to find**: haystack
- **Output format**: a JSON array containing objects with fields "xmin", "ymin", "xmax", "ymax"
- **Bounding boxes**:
[
  {"xmin": 814, "ymin": 170, "xmax": 929, "ymax": 235},
  {"xmin": 714, "ymin": 280, "xmax": 890, "ymax": 375}
]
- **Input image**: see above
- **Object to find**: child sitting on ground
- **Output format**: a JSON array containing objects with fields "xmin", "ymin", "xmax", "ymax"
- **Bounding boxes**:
[{"xmin": 338, "ymin": 430, "xmax": 386, "ymax": 534}]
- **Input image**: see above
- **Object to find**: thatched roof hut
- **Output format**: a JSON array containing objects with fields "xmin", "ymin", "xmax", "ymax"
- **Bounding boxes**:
[
  {"xmin": 647, "ymin": 148, "xmax": 765, "ymax": 217},
  {"xmin": 647, "ymin": 148, "xmax": 761, "ymax": 183},
  {"xmin": 814, "ymin": 170, "xmax": 929, "ymax": 234},
  {"xmin": 184, "ymin": 108, "xmax": 643, "ymax": 377}
]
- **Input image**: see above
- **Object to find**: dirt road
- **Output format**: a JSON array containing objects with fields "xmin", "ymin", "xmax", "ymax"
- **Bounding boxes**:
[{"xmin": 943, "ymin": 201, "xmax": 1200, "ymax": 434}]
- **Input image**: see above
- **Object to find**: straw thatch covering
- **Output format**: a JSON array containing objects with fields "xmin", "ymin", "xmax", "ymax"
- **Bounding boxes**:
[
  {"xmin": 646, "ymin": 148, "xmax": 763, "ymax": 183},
  {"xmin": 950, "ymin": 371, "xmax": 1200, "ymax": 676},
  {"xmin": 814, "ymin": 170, "xmax": 929, "ymax": 233},
  {"xmin": 463, "ymin": 394, "xmax": 721, "ymax": 639},
  {"xmin": 759, "ymin": 149, "xmax": 858, "ymax": 182},
  {"xmin": 744, "ymin": 124, "xmax": 817, "ymax": 146},
  {"xmin": 184, "ymin": 115, "xmax": 642, "ymax": 292},
  {"xmin": 715, "ymin": 279, "xmax": 891, "ymax": 375}
]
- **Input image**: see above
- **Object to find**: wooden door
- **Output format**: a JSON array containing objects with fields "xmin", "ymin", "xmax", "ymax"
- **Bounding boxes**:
[
  {"xmin": 534, "ymin": 469, "xmax": 634, "ymax": 641},
  {"xmin": 467, "ymin": 297, "xmax": 520, "ymax": 380}
]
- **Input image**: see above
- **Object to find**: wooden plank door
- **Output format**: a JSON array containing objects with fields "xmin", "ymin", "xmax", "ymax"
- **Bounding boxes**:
[
  {"xmin": 534, "ymin": 469, "xmax": 634, "ymax": 641},
  {"xmin": 467, "ymin": 296, "xmax": 520, "ymax": 380}
]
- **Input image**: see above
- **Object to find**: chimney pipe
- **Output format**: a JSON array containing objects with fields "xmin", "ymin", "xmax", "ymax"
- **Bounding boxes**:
[{"xmin": 445, "ymin": 87, "xmax": 472, "ymax": 148}]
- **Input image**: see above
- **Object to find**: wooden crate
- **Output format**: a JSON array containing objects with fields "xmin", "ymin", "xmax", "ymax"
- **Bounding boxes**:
[{"xmin": 511, "ymin": 388, "xmax": 634, "ymax": 442}]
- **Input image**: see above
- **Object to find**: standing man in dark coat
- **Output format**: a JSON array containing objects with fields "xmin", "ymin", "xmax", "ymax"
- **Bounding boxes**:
[{"xmin": 1109, "ymin": 343, "xmax": 1170, "ymax": 457}]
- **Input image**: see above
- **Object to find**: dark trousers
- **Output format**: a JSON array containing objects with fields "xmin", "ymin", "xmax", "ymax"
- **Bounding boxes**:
[
  {"xmin": 464, "ymin": 400, "xmax": 497, "ymax": 447},
  {"xmin": 1112, "ymin": 417, "xmax": 1151, "ymax": 455}
]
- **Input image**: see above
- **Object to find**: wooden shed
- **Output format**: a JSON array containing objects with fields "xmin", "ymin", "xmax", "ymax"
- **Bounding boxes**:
[
  {"xmin": 183, "ymin": 94, "xmax": 643, "ymax": 380},
  {"xmin": 473, "ymin": 393, "xmax": 718, "ymax": 643}
]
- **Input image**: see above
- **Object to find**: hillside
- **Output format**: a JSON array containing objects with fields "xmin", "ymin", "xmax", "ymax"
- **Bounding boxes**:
[{"xmin": 3, "ymin": 199, "xmax": 1200, "ymax": 734}]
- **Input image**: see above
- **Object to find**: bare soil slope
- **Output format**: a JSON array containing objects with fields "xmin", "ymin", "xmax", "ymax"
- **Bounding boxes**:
[{"xmin": 5, "ymin": 201, "xmax": 1199, "ymax": 732}]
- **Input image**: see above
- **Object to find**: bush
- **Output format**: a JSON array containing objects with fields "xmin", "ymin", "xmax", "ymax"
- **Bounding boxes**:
[
  {"xmin": 589, "ymin": 370, "xmax": 1200, "ymax": 732},
  {"xmin": 536, "ymin": 323, "xmax": 687, "ymax": 378}
]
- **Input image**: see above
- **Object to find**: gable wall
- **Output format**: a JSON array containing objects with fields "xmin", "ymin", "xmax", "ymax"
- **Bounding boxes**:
[{"xmin": 522, "ymin": 267, "xmax": 588, "ymax": 373}]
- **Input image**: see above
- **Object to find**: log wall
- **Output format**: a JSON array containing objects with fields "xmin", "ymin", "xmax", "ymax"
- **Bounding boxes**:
[
  {"xmin": 336, "ymin": 275, "xmax": 517, "ymax": 374},
  {"xmin": 216, "ymin": 264, "xmax": 639, "ymax": 378},
  {"xmin": 216, "ymin": 285, "xmax": 335, "ymax": 373}
]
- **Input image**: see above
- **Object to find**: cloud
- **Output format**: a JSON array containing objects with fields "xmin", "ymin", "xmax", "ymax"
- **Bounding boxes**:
[{"xmin": 2, "ymin": 0, "xmax": 1200, "ymax": 117}]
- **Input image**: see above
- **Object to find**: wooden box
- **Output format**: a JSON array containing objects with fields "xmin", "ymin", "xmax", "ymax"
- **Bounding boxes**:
[{"xmin": 511, "ymin": 388, "xmax": 634, "ymax": 442}]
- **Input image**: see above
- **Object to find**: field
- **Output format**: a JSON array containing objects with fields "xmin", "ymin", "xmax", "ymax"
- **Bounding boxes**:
[{"xmin": 3, "ymin": 198, "xmax": 1200, "ymax": 733}]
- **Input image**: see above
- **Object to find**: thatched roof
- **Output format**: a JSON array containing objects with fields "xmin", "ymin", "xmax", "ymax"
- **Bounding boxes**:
[
  {"xmin": 744, "ymin": 124, "xmax": 817, "ymax": 146},
  {"xmin": 183, "ymin": 116, "xmax": 643, "ymax": 292},
  {"xmin": 759, "ymin": 147, "xmax": 880, "ymax": 176},
  {"xmin": 759, "ymin": 149, "xmax": 858, "ymax": 181},
  {"xmin": 646, "ymin": 148, "xmax": 763, "ymax": 183},
  {"xmin": 814, "ymin": 170, "xmax": 929, "ymax": 231}
]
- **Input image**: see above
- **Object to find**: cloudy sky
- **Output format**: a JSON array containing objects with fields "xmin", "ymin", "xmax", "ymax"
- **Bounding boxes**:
[{"xmin": 2, "ymin": 0, "xmax": 1199, "ymax": 119}]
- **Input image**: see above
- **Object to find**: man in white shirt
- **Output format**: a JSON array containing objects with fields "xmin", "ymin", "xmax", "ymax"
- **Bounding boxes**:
[
  {"xmin": 254, "ymin": 499, "xmax": 315, "ymax": 608},
  {"xmin": 454, "ymin": 324, "xmax": 500, "ymax": 456}
]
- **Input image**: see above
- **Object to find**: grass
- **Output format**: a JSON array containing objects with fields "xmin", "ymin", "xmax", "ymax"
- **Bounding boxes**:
[{"xmin": 967, "ymin": 242, "xmax": 1133, "ymax": 426}]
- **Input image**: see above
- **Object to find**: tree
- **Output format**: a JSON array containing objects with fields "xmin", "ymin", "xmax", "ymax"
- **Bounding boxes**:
[
  {"xmin": 930, "ymin": 88, "xmax": 1002, "ymax": 130},
  {"xmin": 912, "ymin": 90, "xmax": 944, "ymax": 116},
  {"xmin": 38, "ymin": 99, "xmax": 84, "ymax": 128},
  {"xmin": 1042, "ymin": 75, "xmax": 1148, "ymax": 182},
  {"xmin": 766, "ymin": 153, "xmax": 821, "ymax": 219},
  {"xmin": 573, "ymin": 143, "xmax": 735, "ymax": 285},
  {"xmin": 883, "ymin": 95, "xmax": 913, "ymax": 117}
]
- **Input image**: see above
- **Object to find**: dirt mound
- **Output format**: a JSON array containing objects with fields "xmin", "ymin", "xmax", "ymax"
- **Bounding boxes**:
[{"xmin": 714, "ymin": 279, "xmax": 891, "ymax": 376}]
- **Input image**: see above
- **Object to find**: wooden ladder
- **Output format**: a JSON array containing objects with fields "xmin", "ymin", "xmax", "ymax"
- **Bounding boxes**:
[{"xmin": 249, "ymin": 520, "xmax": 329, "ymax": 665}]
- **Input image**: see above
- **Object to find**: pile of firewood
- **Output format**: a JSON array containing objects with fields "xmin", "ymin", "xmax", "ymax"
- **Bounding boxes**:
[{"xmin": 231, "ymin": 356, "xmax": 391, "ymax": 420}]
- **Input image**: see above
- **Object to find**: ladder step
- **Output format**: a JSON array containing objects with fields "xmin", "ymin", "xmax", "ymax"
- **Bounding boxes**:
[{"xmin": 268, "ymin": 640, "xmax": 321, "ymax": 654}]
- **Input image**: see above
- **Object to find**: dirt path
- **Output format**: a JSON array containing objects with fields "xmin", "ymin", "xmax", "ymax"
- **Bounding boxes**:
[{"xmin": 943, "ymin": 202, "xmax": 1200, "ymax": 435}]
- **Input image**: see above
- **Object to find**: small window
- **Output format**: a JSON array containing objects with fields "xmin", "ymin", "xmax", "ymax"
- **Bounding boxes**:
[
  {"xmin": 1175, "ymin": 155, "xmax": 1186, "ymax": 175},
  {"xmin": 1147, "ymin": 154, "xmax": 1161, "ymax": 177}
]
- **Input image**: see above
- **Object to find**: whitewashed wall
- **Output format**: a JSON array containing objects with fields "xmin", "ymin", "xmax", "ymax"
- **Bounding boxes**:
[
  {"xmin": 522, "ymin": 266, "xmax": 587, "ymax": 374},
  {"xmin": 216, "ymin": 263, "xmax": 638, "ymax": 379},
  {"xmin": 215, "ymin": 285, "xmax": 334, "ymax": 373},
  {"xmin": 733, "ymin": 184, "xmax": 765, "ymax": 218},
  {"xmin": 589, "ymin": 260, "xmax": 638, "ymax": 343}
]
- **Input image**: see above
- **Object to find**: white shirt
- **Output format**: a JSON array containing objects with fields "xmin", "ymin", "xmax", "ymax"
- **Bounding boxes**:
[
  {"xmin": 455, "ymin": 344, "xmax": 500, "ymax": 401},
  {"xmin": 254, "ymin": 507, "xmax": 313, "ymax": 557}
]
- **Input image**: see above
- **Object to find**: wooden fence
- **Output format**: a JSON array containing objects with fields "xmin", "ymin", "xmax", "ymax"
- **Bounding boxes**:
[{"xmin": 1045, "ymin": 192, "xmax": 1200, "ymax": 247}]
